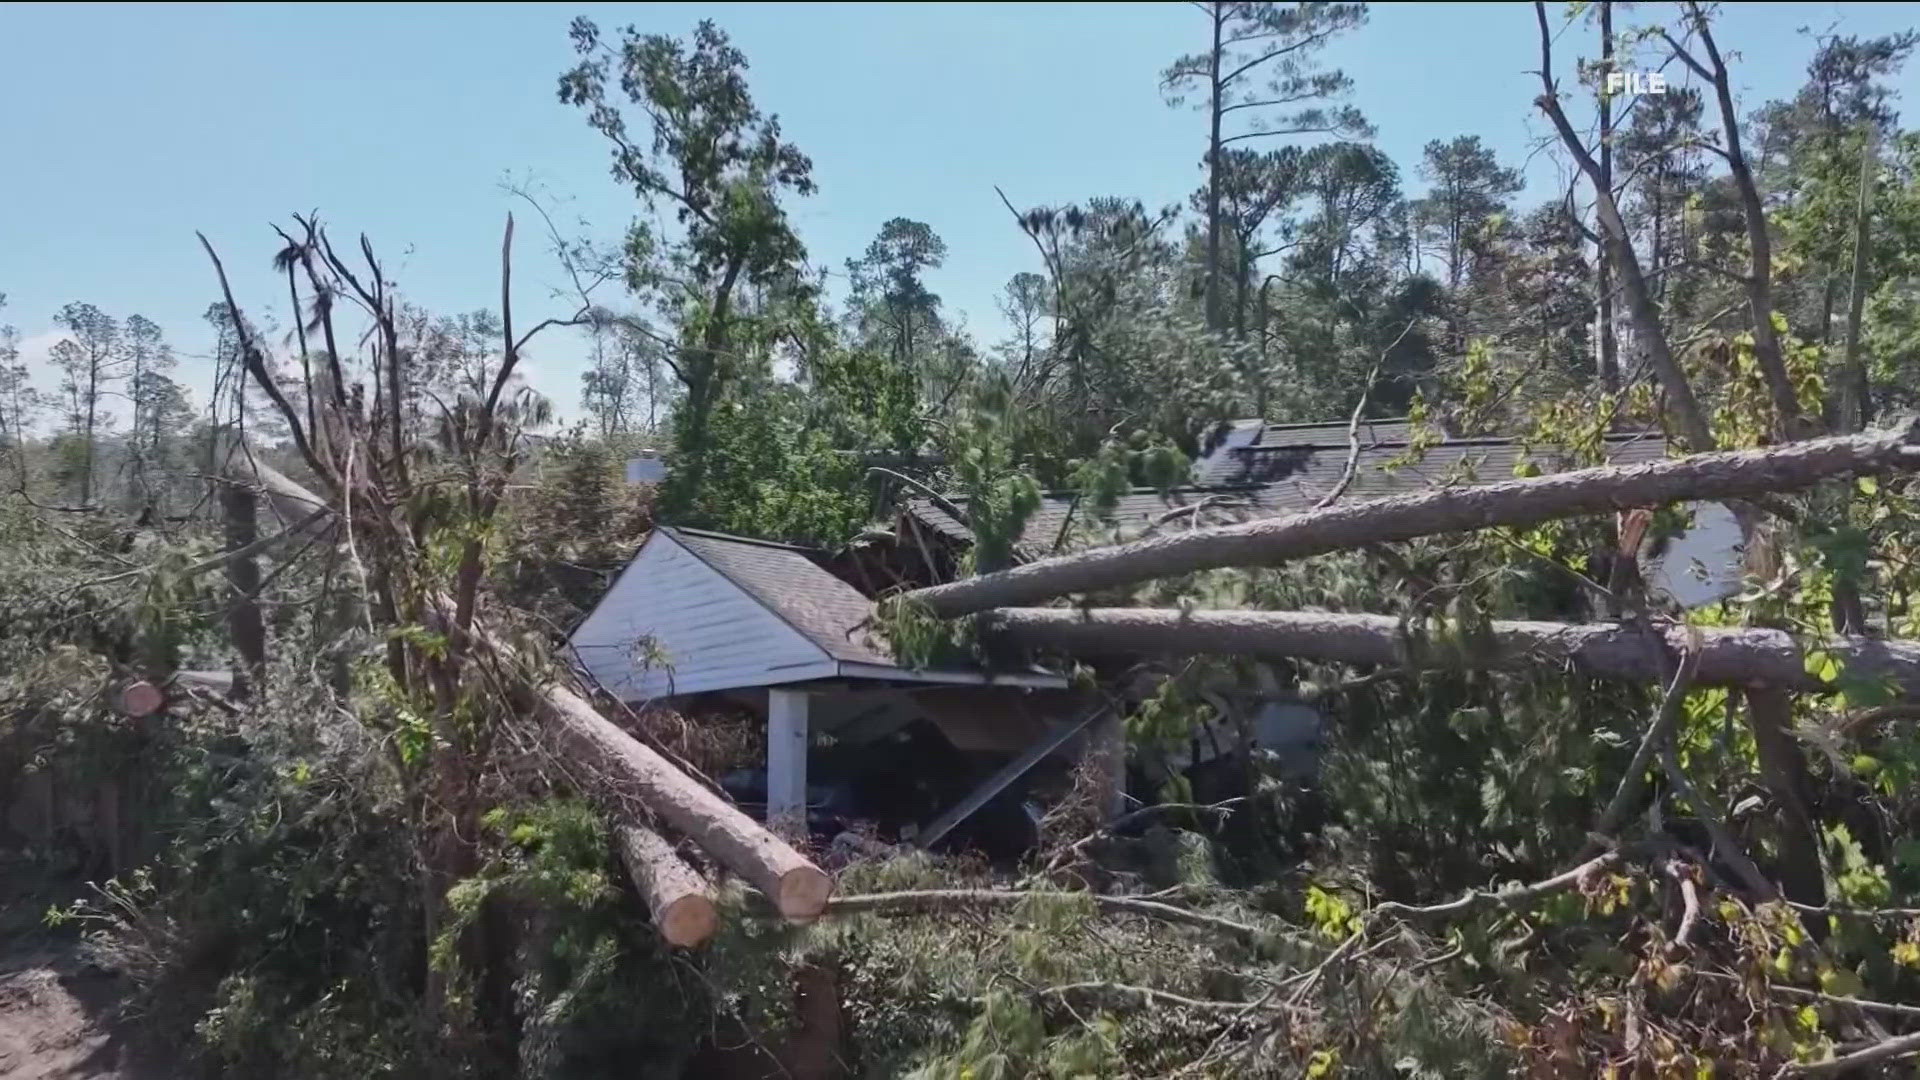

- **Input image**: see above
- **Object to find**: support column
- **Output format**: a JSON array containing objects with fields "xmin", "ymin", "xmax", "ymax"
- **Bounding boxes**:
[
  {"xmin": 1087, "ymin": 710, "xmax": 1128, "ymax": 821},
  {"xmin": 767, "ymin": 689, "xmax": 811, "ymax": 827}
]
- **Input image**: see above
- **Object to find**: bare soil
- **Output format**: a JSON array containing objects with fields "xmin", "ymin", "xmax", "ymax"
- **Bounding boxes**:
[{"xmin": 0, "ymin": 858, "xmax": 172, "ymax": 1080}]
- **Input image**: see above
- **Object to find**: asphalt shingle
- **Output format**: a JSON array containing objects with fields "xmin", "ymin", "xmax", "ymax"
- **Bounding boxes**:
[{"xmin": 902, "ymin": 420, "xmax": 1675, "ymax": 554}]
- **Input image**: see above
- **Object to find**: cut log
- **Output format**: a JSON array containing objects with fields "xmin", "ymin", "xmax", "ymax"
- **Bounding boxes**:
[
  {"xmin": 615, "ymin": 823, "xmax": 719, "ymax": 947},
  {"xmin": 415, "ymin": 591, "xmax": 833, "ymax": 922},
  {"xmin": 536, "ymin": 681, "xmax": 833, "ymax": 921},
  {"xmin": 117, "ymin": 681, "xmax": 164, "ymax": 718},
  {"xmin": 989, "ymin": 607, "xmax": 1920, "ymax": 694},
  {"xmin": 907, "ymin": 426, "xmax": 1920, "ymax": 617}
]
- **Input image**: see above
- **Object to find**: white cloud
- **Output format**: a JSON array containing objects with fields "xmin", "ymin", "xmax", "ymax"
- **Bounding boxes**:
[{"xmin": 14, "ymin": 329, "xmax": 65, "ymax": 371}]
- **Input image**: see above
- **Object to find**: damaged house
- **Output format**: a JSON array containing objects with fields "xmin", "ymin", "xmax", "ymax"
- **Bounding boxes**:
[
  {"xmin": 890, "ymin": 417, "xmax": 1748, "ymax": 797},
  {"xmin": 574, "ymin": 418, "xmax": 1747, "ymax": 850},
  {"xmin": 568, "ymin": 526, "xmax": 1097, "ymax": 853}
]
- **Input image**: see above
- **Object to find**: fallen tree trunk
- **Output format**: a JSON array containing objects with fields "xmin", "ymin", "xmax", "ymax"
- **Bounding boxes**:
[
  {"xmin": 217, "ymin": 438, "xmax": 335, "ymax": 545},
  {"xmin": 908, "ymin": 426, "xmax": 1920, "ymax": 617},
  {"xmin": 615, "ymin": 823, "xmax": 719, "ymax": 947},
  {"xmin": 989, "ymin": 607, "xmax": 1920, "ymax": 694},
  {"xmin": 536, "ymin": 682, "xmax": 832, "ymax": 920},
  {"xmin": 428, "ymin": 595, "xmax": 834, "ymax": 923}
]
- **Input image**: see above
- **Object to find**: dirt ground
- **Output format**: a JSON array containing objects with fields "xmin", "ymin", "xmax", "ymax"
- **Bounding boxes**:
[
  {"xmin": 0, "ymin": 858, "xmax": 170, "ymax": 1080},
  {"xmin": 0, "ymin": 953, "xmax": 156, "ymax": 1080}
]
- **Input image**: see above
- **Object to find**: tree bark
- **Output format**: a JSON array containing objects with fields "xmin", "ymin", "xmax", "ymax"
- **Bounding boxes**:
[
  {"xmin": 908, "ymin": 426, "xmax": 1919, "ymax": 617},
  {"xmin": 615, "ymin": 823, "xmax": 719, "ymax": 947},
  {"xmin": 1595, "ymin": 0, "xmax": 1619, "ymax": 394},
  {"xmin": 986, "ymin": 607, "xmax": 1920, "ymax": 694},
  {"xmin": 1839, "ymin": 129, "xmax": 1877, "ymax": 433},
  {"xmin": 1745, "ymin": 688, "xmax": 1830, "ymax": 917},
  {"xmin": 534, "ymin": 680, "xmax": 832, "ymax": 921},
  {"xmin": 1829, "ymin": 132, "xmax": 1878, "ymax": 637},
  {"xmin": 1673, "ymin": 5, "xmax": 1806, "ymax": 438},
  {"xmin": 1203, "ymin": 2, "xmax": 1225, "ymax": 332}
]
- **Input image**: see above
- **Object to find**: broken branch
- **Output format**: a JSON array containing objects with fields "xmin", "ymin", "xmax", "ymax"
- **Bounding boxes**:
[{"xmin": 825, "ymin": 889, "xmax": 1289, "ymax": 949}]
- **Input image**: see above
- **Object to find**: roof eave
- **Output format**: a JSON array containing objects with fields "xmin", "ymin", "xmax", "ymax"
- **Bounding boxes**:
[{"xmin": 833, "ymin": 660, "xmax": 1070, "ymax": 690}]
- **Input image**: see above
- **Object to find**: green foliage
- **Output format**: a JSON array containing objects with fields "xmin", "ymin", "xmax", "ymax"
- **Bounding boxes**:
[
  {"xmin": 561, "ymin": 16, "xmax": 822, "ymax": 531},
  {"xmin": 944, "ymin": 372, "xmax": 1043, "ymax": 574},
  {"xmin": 875, "ymin": 593, "xmax": 979, "ymax": 670},
  {"xmin": 17, "ymin": 10, "xmax": 1920, "ymax": 1080}
]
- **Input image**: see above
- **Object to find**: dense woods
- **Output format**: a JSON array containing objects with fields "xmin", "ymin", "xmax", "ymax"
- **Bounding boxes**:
[{"xmin": 7, "ymin": 2, "xmax": 1920, "ymax": 1077}]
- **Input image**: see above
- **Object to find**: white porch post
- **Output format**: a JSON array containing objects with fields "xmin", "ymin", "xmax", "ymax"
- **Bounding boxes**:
[{"xmin": 767, "ymin": 688, "xmax": 811, "ymax": 825}]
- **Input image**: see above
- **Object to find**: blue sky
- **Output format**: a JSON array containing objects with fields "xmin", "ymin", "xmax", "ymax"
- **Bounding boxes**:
[{"xmin": 2, "ymin": 2, "xmax": 1914, "ymax": 423}]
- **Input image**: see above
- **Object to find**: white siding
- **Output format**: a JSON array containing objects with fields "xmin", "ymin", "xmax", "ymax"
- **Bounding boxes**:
[
  {"xmin": 1646, "ymin": 501, "xmax": 1746, "ymax": 610},
  {"xmin": 625, "ymin": 456, "xmax": 667, "ymax": 484},
  {"xmin": 570, "ymin": 532, "xmax": 835, "ymax": 701}
]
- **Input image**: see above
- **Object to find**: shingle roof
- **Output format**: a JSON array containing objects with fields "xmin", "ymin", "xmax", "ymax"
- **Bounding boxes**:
[
  {"xmin": 664, "ymin": 527, "xmax": 1066, "ymax": 687},
  {"xmin": 902, "ymin": 420, "xmax": 1674, "ymax": 553},
  {"xmin": 1252, "ymin": 417, "xmax": 1418, "ymax": 449},
  {"xmin": 666, "ymin": 527, "xmax": 897, "ymax": 667}
]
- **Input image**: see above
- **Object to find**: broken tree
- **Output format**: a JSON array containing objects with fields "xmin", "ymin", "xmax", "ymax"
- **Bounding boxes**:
[{"xmin": 199, "ymin": 217, "xmax": 832, "ymax": 966}]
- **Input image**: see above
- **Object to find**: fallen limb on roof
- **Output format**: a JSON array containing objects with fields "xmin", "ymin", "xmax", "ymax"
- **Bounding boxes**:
[
  {"xmin": 988, "ymin": 607, "xmax": 1920, "ymax": 694},
  {"xmin": 906, "ymin": 424, "xmax": 1920, "ymax": 617}
]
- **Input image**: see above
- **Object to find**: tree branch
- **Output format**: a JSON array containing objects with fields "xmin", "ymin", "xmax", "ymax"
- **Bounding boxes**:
[
  {"xmin": 1592, "ymin": 640, "xmax": 1701, "ymax": 840},
  {"xmin": 1372, "ymin": 852, "xmax": 1621, "ymax": 920},
  {"xmin": 196, "ymin": 233, "xmax": 331, "ymax": 488},
  {"xmin": 825, "ymin": 889, "xmax": 1288, "ymax": 948},
  {"xmin": 1784, "ymin": 1029, "xmax": 1920, "ymax": 1077}
]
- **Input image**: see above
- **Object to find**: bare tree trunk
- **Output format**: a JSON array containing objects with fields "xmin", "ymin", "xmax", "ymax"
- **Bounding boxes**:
[
  {"xmin": 221, "ymin": 479, "xmax": 266, "ymax": 697},
  {"xmin": 987, "ymin": 606, "xmax": 1920, "ymax": 694},
  {"xmin": 1831, "ymin": 140, "xmax": 1874, "ymax": 640},
  {"xmin": 1595, "ymin": 0, "xmax": 1619, "ymax": 394},
  {"xmin": 908, "ymin": 426, "xmax": 1918, "ymax": 617},
  {"xmin": 81, "ymin": 368, "xmax": 97, "ymax": 507},
  {"xmin": 1839, "ymin": 129, "xmax": 1877, "ymax": 433},
  {"xmin": 1667, "ymin": 4, "xmax": 1806, "ymax": 438},
  {"xmin": 1745, "ymin": 688, "xmax": 1830, "ymax": 920},
  {"xmin": 1535, "ymin": 2, "xmax": 1713, "ymax": 452},
  {"xmin": 1203, "ymin": 2, "xmax": 1225, "ymax": 331}
]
